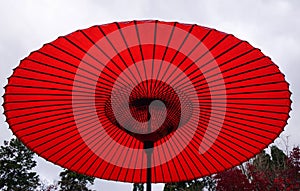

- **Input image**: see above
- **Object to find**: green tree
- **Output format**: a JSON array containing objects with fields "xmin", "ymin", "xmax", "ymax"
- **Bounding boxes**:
[
  {"xmin": 133, "ymin": 183, "xmax": 144, "ymax": 191},
  {"xmin": 164, "ymin": 180, "xmax": 206, "ymax": 191},
  {"xmin": 164, "ymin": 181, "xmax": 187, "ymax": 191},
  {"xmin": 0, "ymin": 138, "xmax": 40, "ymax": 191},
  {"xmin": 58, "ymin": 169, "xmax": 95, "ymax": 191},
  {"xmin": 271, "ymin": 145, "xmax": 287, "ymax": 170}
]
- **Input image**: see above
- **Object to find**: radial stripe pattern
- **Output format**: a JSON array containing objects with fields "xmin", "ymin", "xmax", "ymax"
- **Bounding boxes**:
[{"xmin": 3, "ymin": 20, "xmax": 291, "ymax": 183}]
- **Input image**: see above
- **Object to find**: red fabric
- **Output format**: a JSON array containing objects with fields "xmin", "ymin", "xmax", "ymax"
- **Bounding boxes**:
[{"xmin": 4, "ymin": 20, "xmax": 291, "ymax": 183}]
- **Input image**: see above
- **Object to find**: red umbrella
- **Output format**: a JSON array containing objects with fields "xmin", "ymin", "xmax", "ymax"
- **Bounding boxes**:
[{"xmin": 4, "ymin": 20, "xmax": 291, "ymax": 190}]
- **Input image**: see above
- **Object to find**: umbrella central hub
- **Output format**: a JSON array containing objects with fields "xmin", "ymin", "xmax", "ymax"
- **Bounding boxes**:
[
  {"xmin": 105, "ymin": 80, "xmax": 184, "ymax": 142},
  {"xmin": 127, "ymin": 80, "xmax": 181, "ymax": 142}
]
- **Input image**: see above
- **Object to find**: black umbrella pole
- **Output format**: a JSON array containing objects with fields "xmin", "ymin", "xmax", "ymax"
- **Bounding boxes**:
[{"xmin": 144, "ymin": 141, "xmax": 154, "ymax": 191}]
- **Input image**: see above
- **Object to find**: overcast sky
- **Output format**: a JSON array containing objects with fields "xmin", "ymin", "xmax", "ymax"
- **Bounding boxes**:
[{"xmin": 0, "ymin": 0, "xmax": 299, "ymax": 190}]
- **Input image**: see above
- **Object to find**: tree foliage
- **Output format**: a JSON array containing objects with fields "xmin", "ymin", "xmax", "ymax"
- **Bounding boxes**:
[
  {"xmin": 164, "ymin": 179, "xmax": 208, "ymax": 191},
  {"xmin": 0, "ymin": 138, "xmax": 40, "ymax": 191},
  {"xmin": 58, "ymin": 169, "xmax": 95, "ymax": 191},
  {"xmin": 164, "ymin": 145, "xmax": 300, "ymax": 191},
  {"xmin": 133, "ymin": 183, "xmax": 144, "ymax": 191},
  {"xmin": 215, "ymin": 167, "xmax": 252, "ymax": 191}
]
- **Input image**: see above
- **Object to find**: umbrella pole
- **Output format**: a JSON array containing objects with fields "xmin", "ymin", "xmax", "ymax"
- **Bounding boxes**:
[{"xmin": 144, "ymin": 141, "xmax": 154, "ymax": 191}]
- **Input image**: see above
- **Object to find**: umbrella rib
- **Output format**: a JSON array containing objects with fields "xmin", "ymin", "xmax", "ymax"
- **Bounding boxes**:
[
  {"xmin": 64, "ymin": 37, "xmax": 136, "ymax": 91},
  {"xmin": 4, "ymin": 98, "xmax": 92, "ymax": 104},
  {"xmin": 165, "ymin": 33, "xmax": 230, "ymax": 86},
  {"xmin": 110, "ymin": 135, "xmax": 136, "ymax": 181},
  {"xmin": 21, "ymin": 118, "xmax": 93, "ymax": 156},
  {"xmin": 198, "ymin": 107, "xmax": 281, "ymax": 134},
  {"xmin": 193, "ymin": 54, "xmax": 265, "ymax": 84},
  {"xmin": 188, "ymin": 126, "xmax": 231, "ymax": 171},
  {"xmin": 198, "ymin": 116, "xmax": 268, "ymax": 148},
  {"xmin": 105, "ymin": 132, "xmax": 132, "ymax": 180},
  {"xmin": 6, "ymin": 82, "xmax": 133, "ymax": 99},
  {"xmin": 108, "ymin": 134, "xmax": 140, "ymax": 181},
  {"xmin": 175, "ymin": 52, "xmax": 264, "ymax": 92},
  {"xmin": 190, "ymin": 71, "xmax": 280, "ymax": 95},
  {"xmin": 192, "ymin": 121, "xmax": 250, "ymax": 162},
  {"xmin": 185, "ymin": 122, "xmax": 236, "ymax": 168},
  {"xmin": 24, "ymin": 57, "xmax": 117, "ymax": 88},
  {"xmin": 173, "ymin": 47, "xmax": 257, "ymax": 89},
  {"xmin": 9, "ymin": 108, "xmax": 97, "ymax": 128},
  {"xmin": 78, "ymin": 30, "xmax": 138, "ymax": 90},
  {"xmin": 186, "ymin": 116, "xmax": 262, "ymax": 153},
  {"xmin": 175, "ymin": 28, "xmax": 213, "ymax": 70},
  {"xmin": 13, "ymin": 113, "xmax": 75, "ymax": 135},
  {"xmin": 64, "ymin": 120, "xmax": 118, "ymax": 176},
  {"xmin": 214, "ymin": 101, "xmax": 289, "ymax": 107},
  {"xmin": 121, "ymin": 137, "xmax": 140, "ymax": 183},
  {"xmin": 131, "ymin": 141, "xmax": 143, "ymax": 183},
  {"xmin": 174, "ymin": 47, "xmax": 255, "ymax": 90},
  {"xmin": 62, "ymin": 35, "xmax": 132, "ymax": 87},
  {"xmin": 3, "ymin": 102, "xmax": 93, "ymax": 113},
  {"xmin": 193, "ymin": 33, "xmax": 230, "ymax": 64},
  {"xmin": 149, "ymin": 21, "xmax": 158, "ymax": 95},
  {"xmin": 134, "ymin": 20, "xmax": 148, "ymax": 95},
  {"xmin": 167, "ymin": 34, "xmax": 230, "ymax": 91},
  {"xmin": 85, "ymin": 121, "xmax": 120, "ymax": 176},
  {"xmin": 168, "ymin": 40, "xmax": 243, "ymax": 86},
  {"xmin": 56, "ymin": 123, "xmax": 106, "ymax": 167},
  {"xmin": 97, "ymin": 25, "xmax": 142, "ymax": 92},
  {"xmin": 167, "ymin": 134, "xmax": 200, "ymax": 181},
  {"xmin": 94, "ymin": 127, "xmax": 130, "ymax": 179},
  {"xmin": 50, "ymin": 122, "xmax": 103, "ymax": 166},
  {"xmin": 69, "ymin": 121, "xmax": 117, "ymax": 174},
  {"xmin": 139, "ymin": 143, "xmax": 144, "ymax": 183},
  {"xmin": 186, "ymin": 111, "xmax": 274, "ymax": 144},
  {"xmin": 219, "ymin": 89, "xmax": 288, "ymax": 95},
  {"xmin": 180, "ymin": 125, "xmax": 226, "ymax": 174},
  {"xmin": 177, "ymin": 62, "xmax": 278, "ymax": 95},
  {"xmin": 35, "ymin": 49, "xmax": 129, "ymax": 90},
  {"xmin": 7, "ymin": 75, "xmax": 112, "ymax": 94},
  {"xmin": 15, "ymin": 109, "xmax": 98, "ymax": 137},
  {"xmin": 11, "ymin": 73, "xmax": 94, "ymax": 91},
  {"xmin": 194, "ymin": 126, "xmax": 241, "ymax": 167},
  {"xmin": 200, "ymin": 103, "xmax": 289, "ymax": 115},
  {"xmin": 114, "ymin": 22, "xmax": 147, "ymax": 96},
  {"xmin": 40, "ymin": 44, "xmax": 110, "ymax": 81},
  {"xmin": 192, "ymin": 80, "xmax": 287, "ymax": 95},
  {"xmin": 5, "ymin": 105, "xmax": 73, "ymax": 120},
  {"xmin": 153, "ymin": 22, "xmax": 177, "ymax": 92},
  {"xmin": 161, "ymin": 136, "xmax": 183, "ymax": 182},
  {"xmin": 199, "ymin": 104, "xmax": 287, "ymax": 122},
  {"xmin": 5, "ymin": 90, "xmax": 131, "ymax": 100},
  {"xmin": 199, "ymin": 125, "xmax": 254, "ymax": 162},
  {"xmin": 155, "ymin": 140, "xmax": 165, "ymax": 182},
  {"xmin": 159, "ymin": 138, "xmax": 177, "ymax": 181},
  {"xmin": 57, "ymin": 120, "xmax": 117, "ymax": 173},
  {"xmin": 18, "ymin": 59, "xmax": 95, "ymax": 85},
  {"xmin": 193, "ymin": 88, "xmax": 289, "ymax": 98},
  {"xmin": 159, "ymin": 24, "xmax": 196, "ymax": 83},
  {"xmin": 173, "ymin": 127, "xmax": 211, "ymax": 178}
]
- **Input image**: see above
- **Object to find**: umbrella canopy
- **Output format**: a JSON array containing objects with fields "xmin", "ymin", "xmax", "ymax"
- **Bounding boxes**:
[{"xmin": 4, "ymin": 20, "xmax": 291, "ymax": 183}]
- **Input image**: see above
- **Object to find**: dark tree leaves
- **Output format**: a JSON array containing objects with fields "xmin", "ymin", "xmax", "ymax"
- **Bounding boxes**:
[
  {"xmin": 58, "ymin": 169, "xmax": 95, "ymax": 191},
  {"xmin": 133, "ymin": 183, "xmax": 144, "ymax": 191},
  {"xmin": 0, "ymin": 138, "xmax": 40, "ymax": 191}
]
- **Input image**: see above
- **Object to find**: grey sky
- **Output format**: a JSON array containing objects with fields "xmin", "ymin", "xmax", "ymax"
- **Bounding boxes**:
[{"xmin": 0, "ymin": 0, "xmax": 299, "ymax": 190}]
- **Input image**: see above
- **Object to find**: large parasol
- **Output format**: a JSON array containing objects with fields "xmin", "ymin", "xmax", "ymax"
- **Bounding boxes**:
[{"xmin": 3, "ymin": 20, "xmax": 291, "ymax": 190}]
